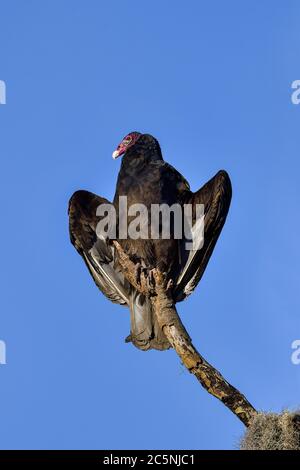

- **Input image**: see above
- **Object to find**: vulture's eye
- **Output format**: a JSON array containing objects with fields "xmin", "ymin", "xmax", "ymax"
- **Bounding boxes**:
[{"xmin": 123, "ymin": 137, "xmax": 132, "ymax": 146}]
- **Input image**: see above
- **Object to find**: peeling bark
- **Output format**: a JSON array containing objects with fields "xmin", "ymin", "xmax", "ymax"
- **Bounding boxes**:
[{"xmin": 113, "ymin": 241, "xmax": 257, "ymax": 427}]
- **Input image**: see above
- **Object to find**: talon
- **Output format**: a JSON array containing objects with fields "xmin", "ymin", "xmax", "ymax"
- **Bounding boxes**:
[
  {"xmin": 147, "ymin": 269, "xmax": 156, "ymax": 291},
  {"xmin": 140, "ymin": 269, "xmax": 148, "ymax": 292},
  {"xmin": 134, "ymin": 263, "xmax": 142, "ymax": 284},
  {"xmin": 149, "ymin": 269, "xmax": 155, "ymax": 288}
]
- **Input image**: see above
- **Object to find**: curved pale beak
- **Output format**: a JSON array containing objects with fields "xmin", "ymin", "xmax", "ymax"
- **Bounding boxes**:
[{"xmin": 112, "ymin": 150, "xmax": 120, "ymax": 159}]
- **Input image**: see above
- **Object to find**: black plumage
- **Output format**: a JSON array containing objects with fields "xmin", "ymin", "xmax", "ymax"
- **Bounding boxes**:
[{"xmin": 69, "ymin": 133, "xmax": 232, "ymax": 351}]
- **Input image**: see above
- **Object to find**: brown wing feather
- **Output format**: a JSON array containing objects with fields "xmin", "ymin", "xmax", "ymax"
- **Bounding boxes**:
[
  {"xmin": 68, "ymin": 190, "xmax": 129, "ymax": 305},
  {"xmin": 175, "ymin": 170, "xmax": 232, "ymax": 301}
]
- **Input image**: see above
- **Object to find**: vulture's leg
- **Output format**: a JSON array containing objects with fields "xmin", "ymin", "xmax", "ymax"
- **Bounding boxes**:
[
  {"xmin": 141, "ymin": 268, "xmax": 156, "ymax": 292},
  {"xmin": 135, "ymin": 265, "xmax": 156, "ymax": 295},
  {"xmin": 175, "ymin": 170, "xmax": 232, "ymax": 300},
  {"xmin": 133, "ymin": 264, "xmax": 156, "ymax": 295}
]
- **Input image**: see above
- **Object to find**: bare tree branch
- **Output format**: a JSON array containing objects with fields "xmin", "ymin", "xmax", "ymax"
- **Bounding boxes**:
[{"xmin": 113, "ymin": 240, "xmax": 258, "ymax": 427}]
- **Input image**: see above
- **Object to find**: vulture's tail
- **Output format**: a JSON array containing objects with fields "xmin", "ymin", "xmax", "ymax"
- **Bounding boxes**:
[{"xmin": 127, "ymin": 291, "xmax": 170, "ymax": 351}]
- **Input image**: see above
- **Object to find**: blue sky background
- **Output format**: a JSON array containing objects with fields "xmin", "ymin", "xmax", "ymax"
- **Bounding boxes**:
[{"xmin": 0, "ymin": 0, "xmax": 300, "ymax": 450}]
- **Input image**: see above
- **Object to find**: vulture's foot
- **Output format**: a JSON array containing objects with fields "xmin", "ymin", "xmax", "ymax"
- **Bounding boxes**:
[
  {"xmin": 151, "ymin": 270, "xmax": 175, "ymax": 299},
  {"xmin": 134, "ymin": 263, "xmax": 156, "ymax": 295}
]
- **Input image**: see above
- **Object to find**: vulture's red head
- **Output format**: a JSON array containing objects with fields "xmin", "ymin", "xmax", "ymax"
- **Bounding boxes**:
[{"xmin": 112, "ymin": 131, "xmax": 142, "ymax": 159}]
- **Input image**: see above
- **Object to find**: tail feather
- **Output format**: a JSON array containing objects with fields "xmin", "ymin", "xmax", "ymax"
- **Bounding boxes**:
[{"xmin": 128, "ymin": 291, "xmax": 170, "ymax": 351}]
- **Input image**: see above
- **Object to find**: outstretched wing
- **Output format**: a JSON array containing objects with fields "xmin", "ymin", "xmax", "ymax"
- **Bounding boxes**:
[
  {"xmin": 68, "ymin": 190, "xmax": 129, "ymax": 305},
  {"xmin": 174, "ymin": 170, "xmax": 232, "ymax": 301}
]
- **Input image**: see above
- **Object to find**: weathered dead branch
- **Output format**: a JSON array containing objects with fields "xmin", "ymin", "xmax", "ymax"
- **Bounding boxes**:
[{"xmin": 113, "ymin": 240, "xmax": 257, "ymax": 427}]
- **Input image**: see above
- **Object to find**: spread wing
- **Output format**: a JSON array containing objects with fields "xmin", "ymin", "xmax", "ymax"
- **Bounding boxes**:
[
  {"xmin": 68, "ymin": 190, "xmax": 129, "ymax": 305},
  {"xmin": 174, "ymin": 170, "xmax": 232, "ymax": 301}
]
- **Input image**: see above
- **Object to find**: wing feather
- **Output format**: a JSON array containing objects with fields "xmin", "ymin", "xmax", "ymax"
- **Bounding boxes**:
[
  {"xmin": 175, "ymin": 170, "xmax": 232, "ymax": 301},
  {"xmin": 69, "ymin": 190, "xmax": 129, "ymax": 305}
]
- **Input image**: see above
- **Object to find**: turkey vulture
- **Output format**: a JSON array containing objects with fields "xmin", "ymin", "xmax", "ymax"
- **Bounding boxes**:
[{"xmin": 68, "ymin": 132, "xmax": 232, "ymax": 351}]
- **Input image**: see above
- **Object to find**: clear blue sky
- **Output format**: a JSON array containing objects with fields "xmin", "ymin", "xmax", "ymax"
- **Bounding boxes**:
[{"xmin": 0, "ymin": 0, "xmax": 300, "ymax": 450}]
